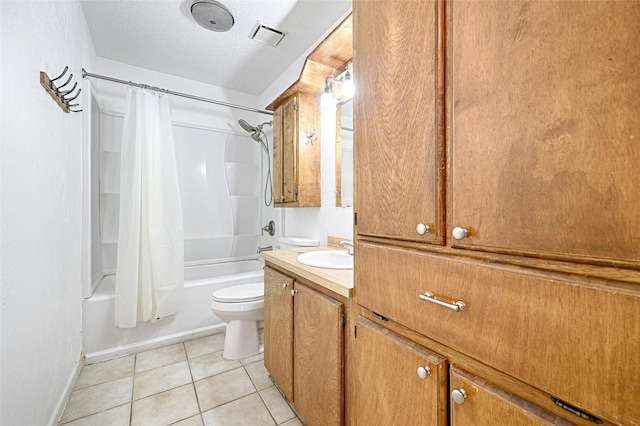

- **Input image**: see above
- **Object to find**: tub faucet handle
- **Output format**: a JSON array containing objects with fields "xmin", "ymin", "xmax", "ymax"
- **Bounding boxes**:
[{"xmin": 339, "ymin": 240, "xmax": 354, "ymax": 255}]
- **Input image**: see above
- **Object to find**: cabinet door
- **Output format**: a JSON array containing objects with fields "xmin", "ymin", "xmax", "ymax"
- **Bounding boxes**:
[
  {"xmin": 263, "ymin": 267, "xmax": 294, "ymax": 401},
  {"xmin": 354, "ymin": 317, "xmax": 448, "ymax": 426},
  {"xmin": 354, "ymin": 0, "xmax": 445, "ymax": 243},
  {"xmin": 449, "ymin": 1, "xmax": 640, "ymax": 265},
  {"xmin": 450, "ymin": 367, "xmax": 573, "ymax": 426},
  {"xmin": 273, "ymin": 96, "xmax": 298, "ymax": 205},
  {"xmin": 293, "ymin": 282, "xmax": 344, "ymax": 426}
]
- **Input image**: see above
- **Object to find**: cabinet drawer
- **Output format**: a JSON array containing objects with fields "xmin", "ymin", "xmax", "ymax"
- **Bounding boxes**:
[{"xmin": 357, "ymin": 243, "xmax": 640, "ymax": 425}]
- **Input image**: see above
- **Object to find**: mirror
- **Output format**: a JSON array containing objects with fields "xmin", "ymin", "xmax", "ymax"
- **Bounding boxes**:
[{"xmin": 336, "ymin": 99, "xmax": 353, "ymax": 207}]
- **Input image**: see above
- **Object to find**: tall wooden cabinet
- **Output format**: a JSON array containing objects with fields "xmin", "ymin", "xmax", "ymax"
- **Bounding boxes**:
[
  {"xmin": 353, "ymin": 0, "xmax": 444, "ymax": 243},
  {"xmin": 353, "ymin": 1, "xmax": 640, "ymax": 425},
  {"xmin": 272, "ymin": 92, "xmax": 321, "ymax": 207}
]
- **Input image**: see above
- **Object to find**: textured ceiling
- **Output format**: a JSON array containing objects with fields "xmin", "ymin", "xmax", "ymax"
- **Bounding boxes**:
[{"xmin": 81, "ymin": 0, "xmax": 351, "ymax": 95}]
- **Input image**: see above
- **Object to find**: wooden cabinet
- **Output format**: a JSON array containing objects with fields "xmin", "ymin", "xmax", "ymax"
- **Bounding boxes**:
[
  {"xmin": 357, "ymin": 243, "xmax": 640, "ymax": 424},
  {"xmin": 354, "ymin": 317, "xmax": 447, "ymax": 425},
  {"xmin": 448, "ymin": 1, "xmax": 640, "ymax": 266},
  {"xmin": 449, "ymin": 367, "xmax": 573, "ymax": 426},
  {"xmin": 263, "ymin": 266, "xmax": 345, "ymax": 425},
  {"xmin": 272, "ymin": 92, "xmax": 321, "ymax": 207},
  {"xmin": 353, "ymin": 0, "xmax": 640, "ymax": 425},
  {"xmin": 264, "ymin": 266, "xmax": 294, "ymax": 400},
  {"xmin": 353, "ymin": 0, "xmax": 445, "ymax": 243},
  {"xmin": 293, "ymin": 282, "xmax": 344, "ymax": 426}
]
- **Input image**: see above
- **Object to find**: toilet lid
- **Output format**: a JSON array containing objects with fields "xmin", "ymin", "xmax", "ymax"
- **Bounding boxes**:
[{"xmin": 212, "ymin": 283, "xmax": 263, "ymax": 303}]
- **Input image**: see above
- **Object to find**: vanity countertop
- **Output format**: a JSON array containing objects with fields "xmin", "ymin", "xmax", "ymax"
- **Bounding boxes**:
[{"xmin": 261, "ymin": 246, "xmax": 354, "ymax": 299}]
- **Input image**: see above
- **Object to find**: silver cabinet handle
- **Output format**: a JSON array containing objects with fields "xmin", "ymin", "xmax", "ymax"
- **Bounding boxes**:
[
  {"xmin": 416, "ymin": 223, "xmax": 430, "ymax": 235},
  {"xmin": 452, "ymin": 227, "xmax": 468, "ymax": 240},
  {"xmin": 417, "ymin": 366, "xmax": 431, "ymax": 380},
  {"xmin": 282, "ymin": 283, "xmax": 289, "ymax": 289},
  {"xmin": 418, "ymin": 292, "xmax": 466, "ymax": 312},
  {"xmin": 452, "ymin": 388, "xmax": 468, "ymax": 405},
  {"xmin": 290, "ymin": 289, "xmax": 297, "ymax": 297}
]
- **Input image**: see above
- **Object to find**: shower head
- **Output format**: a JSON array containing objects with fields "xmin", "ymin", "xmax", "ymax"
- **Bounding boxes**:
[
  {"xmin": 238, "ymin": 119, "xmax": 258, "ymax": 134},
  {"xmin": 191, "ymin": 0, "xmax": 234, "ymax": 32},
  {"xmin": 238, "ymin": 119, "xmax": 272, "ymax": 137}
]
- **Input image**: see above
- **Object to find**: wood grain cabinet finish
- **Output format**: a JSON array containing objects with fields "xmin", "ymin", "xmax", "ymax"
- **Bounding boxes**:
[
  {"xmin": 448, "ymin": 1, "xmax": 640, "ymax": 266},
  {"xmin": 263, "ymin": 267, "xmax": 345, "ymax": 425},
  {"xmin": 293, "ymin": 282, "xmax": 344, "ymax": 426},
  {"xmin": 354, "ymin": 317, "xmax": 447, "ymax": 426},
  {"xmin": 357, "ymin": 243, "xmax": 640, "ymax": 424},
  {"xmin": 450, "ymin": 367, "xmax": 574, "ymax": 426},
  {"xmin": 272, "ymin": 92, "xmax": 321, "ymax": 207},
  {"xmin": 264, "ymin": 266, "xmax": 294, "ymax": 401},
  {"xmin": 353, "ymin": 0, "xmax": 445, "ymax": 243}
]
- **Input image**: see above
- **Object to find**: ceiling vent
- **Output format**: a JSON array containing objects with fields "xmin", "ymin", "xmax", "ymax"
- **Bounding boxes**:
[{"xmin": 249, "ymin": 22, "xmax": 286, "ymax": 47}]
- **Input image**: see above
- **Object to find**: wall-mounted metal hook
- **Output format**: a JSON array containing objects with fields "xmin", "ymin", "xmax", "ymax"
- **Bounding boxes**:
[
  {"xmin": 63, "ymin": 88, "xmax": 81, "ymax": 103},
  {"xmin": 59, "ymin": 81, "xmax": 78, "ymax": 96},
  {"xmin": 56, "ymin": 74, "xmax": 73, "ymax": 91},
  {"xmin": 50, "ymin": 66, "xmax": 69, "ymax": 83}
]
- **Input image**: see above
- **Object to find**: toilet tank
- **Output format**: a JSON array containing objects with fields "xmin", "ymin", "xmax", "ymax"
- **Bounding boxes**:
[{"xmin": 278, "ymin": 237, "xmax": 320, "ymax": 250}]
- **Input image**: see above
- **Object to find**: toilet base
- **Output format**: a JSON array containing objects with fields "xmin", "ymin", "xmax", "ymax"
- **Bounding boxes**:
[{"xmin": 223, "ymin": 320, "xmax": 260, "ymax": 360}]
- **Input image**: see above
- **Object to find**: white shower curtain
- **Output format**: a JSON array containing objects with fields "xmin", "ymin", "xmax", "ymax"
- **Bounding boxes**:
[{"xmin": 115, "ymin": 86, "xmax": 184, "ymax": 328}]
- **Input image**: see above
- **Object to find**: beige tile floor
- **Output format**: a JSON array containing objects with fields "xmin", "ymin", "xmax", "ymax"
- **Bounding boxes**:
[{"xmin": 59, "ymin": 333, "xmax": 303, "ymax": 426}]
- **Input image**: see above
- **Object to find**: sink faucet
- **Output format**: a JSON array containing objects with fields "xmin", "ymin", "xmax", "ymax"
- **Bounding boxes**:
[{"xmin": 339, "ymin": 240, "xmax": 354, "ymax": 255}]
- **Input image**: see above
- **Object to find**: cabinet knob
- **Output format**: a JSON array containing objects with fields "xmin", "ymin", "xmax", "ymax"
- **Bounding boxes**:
[
  {"xmin": 452, "ymin": 227, "xmax": 468, "ymax": 240},
  {"xmin": 290, "ymin": 289, "xmax": 297, "ymax": 297},
  {"xmin": 416, "ymin": 366, "xmax": 431, "ymax": 380},
  {"xmin": 282, "ymin": 283, "xmax": 289, "ymax": 289},
  {"xmin": 416, "ymin": 223, "xmax": 430, "ymax": 235},
  {"xmin": 451, "ymin": 388, "xmax": 468, "ymax": 405}
]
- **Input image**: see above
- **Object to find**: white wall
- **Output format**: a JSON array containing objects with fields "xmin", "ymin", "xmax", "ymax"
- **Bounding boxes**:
[
  {"xmin": 0, "ymin": 1, "xmax": 97, "ymax": 425},
  {"xmin": 259, "ymin": 9, "xmax": 354, "ymax": 245}
]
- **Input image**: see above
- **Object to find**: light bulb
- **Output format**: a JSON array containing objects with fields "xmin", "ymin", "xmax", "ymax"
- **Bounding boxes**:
[
  {"xmin": 341, "ymin": 70, "xmax": 354, "ymax": 98},
  {"xmin": 321, "ymin": 80, "xmax": 336, "ymax": 108}
]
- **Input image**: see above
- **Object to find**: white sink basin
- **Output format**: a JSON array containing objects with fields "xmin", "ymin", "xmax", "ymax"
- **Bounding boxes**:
[{"xmin": 297, "ymin": 250, "xmax": 354, "ymax": 270}]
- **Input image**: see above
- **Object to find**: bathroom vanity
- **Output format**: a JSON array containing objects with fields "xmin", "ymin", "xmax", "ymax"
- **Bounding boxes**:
[{"xmin": 261, "ymin": 245, "xmax": 353, "ymax": 426}]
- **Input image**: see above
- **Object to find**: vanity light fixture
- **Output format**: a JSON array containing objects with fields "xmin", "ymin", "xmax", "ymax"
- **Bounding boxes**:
[{"xmin": 321, "ymin": 62, "xmax": 355, "ymax": 107}]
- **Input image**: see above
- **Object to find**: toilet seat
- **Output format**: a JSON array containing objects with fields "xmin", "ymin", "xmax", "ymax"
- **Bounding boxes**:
[{"xmin": 212, "ymin": 283, "xmax": 263, "ymax": 303}]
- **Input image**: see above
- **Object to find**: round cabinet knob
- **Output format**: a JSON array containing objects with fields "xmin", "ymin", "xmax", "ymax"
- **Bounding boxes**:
[
  {"xmin": 282, "ymin": 283, "xmax": 289, "ymax": 289},
  {"xmin": 451, "ymin": 388, "xmax": 468, "ymax": 405},
  {"xmin": 416, "ymin": 223, "xmax": 430, "ymax": 235},
  {"xmin": 416, "ymin": 366, "xmax": 431, "ymax": 380},
  {"xmin": 452, "ymin": 227, "xmax": 469, "ymax": 240}
]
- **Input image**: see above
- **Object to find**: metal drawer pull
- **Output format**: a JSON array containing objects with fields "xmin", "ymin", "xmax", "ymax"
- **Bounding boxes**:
[{"xmin": 418, "ymin": 292, "xmax": 466, "ymax": 312}]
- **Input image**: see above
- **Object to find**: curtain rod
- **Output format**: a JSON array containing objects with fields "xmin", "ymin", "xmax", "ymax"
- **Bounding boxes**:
[{"xmin": 81, "ymin": 68, "xmax": 273, "ymax": 116}]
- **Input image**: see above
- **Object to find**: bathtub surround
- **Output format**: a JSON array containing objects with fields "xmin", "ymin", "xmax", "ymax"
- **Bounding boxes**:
[{"xmin": 115, "ymin": 87, "xmax": 185, "ymax": 328}]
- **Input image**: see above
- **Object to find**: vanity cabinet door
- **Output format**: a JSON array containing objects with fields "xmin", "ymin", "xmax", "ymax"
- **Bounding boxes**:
[
  {"xmin": 354, "ymin": 316, "xmax": 448, "ymax": 426},
  {"xmin": 449, "ymin": 0, "xmax": 640, "ymax": 265},
  {"xmin": 273, "ymin": 92, "xmax": 321, "ymax": 208},
  {"xmin": 354, "ymin": 0, "xmax": 445, "ymax": 243},
  {"xmin": 450, "ymin": 367, "xmax": 573, "ymax": 426},
  {"xmin": 293, "ymin": 282, "xmax": 344, "ymax": 426},
  {"xmin": 263, "ymin": 267, "xmax": 294, "ymax": 401}
]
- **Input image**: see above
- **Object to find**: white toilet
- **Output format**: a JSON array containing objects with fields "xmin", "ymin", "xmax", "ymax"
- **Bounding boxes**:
[{"xmin": 211, "ymin": 236, "xmax": 319, "ymax": 360}]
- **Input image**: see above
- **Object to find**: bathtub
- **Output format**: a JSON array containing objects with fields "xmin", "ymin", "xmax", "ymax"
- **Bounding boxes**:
[{"xmin": 83, "ymin": 259, "xmax": 264, "ymax": 363}]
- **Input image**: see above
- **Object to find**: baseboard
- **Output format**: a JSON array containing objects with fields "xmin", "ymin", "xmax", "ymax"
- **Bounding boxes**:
[
  {"xmin": 83, "ymin": 323, "xmax": 226, "ymax": 364},
  {"xmin": 49, "ymin": 352, "xmax": 83, "ymax": 426}
]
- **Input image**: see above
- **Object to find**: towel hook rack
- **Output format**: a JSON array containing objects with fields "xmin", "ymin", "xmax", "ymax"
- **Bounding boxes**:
[{"xmin": 40, "ymin": 66, "xmax": 82, "ymax": 113}]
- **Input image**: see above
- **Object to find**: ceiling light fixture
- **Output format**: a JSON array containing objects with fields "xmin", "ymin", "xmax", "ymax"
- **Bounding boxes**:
[{"xmin": 190, "ymin": 0, "xmax": 235, "ymax": 33}]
